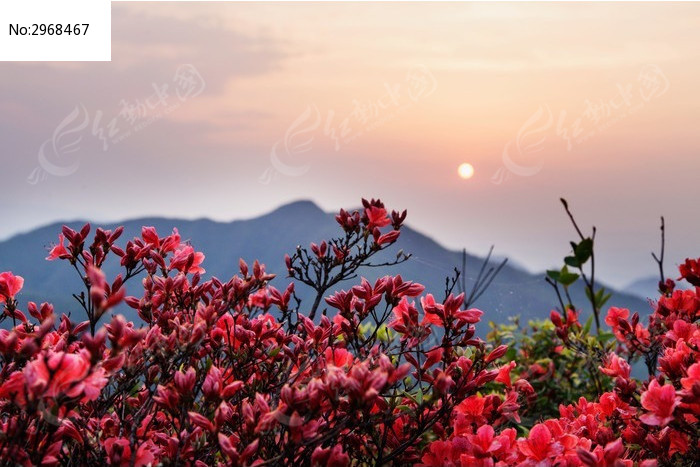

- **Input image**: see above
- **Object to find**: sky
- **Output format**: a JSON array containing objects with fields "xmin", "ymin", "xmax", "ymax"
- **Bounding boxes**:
[{"xmin": 1, "ymin": 2, "xmax": 699, "ymax": 288}]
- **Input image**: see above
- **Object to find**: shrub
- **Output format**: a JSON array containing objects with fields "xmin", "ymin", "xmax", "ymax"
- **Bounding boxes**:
[{"xmin": 0, "ymin": 198, "xmax": 697, "ymax": 466}]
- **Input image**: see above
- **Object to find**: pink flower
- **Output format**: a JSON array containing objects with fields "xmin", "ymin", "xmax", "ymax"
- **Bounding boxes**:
[
  {"xmin": 678, "ymin": 257, "xmax": 700, "ymax": 286},
  {"xmin": 325, "ymin": 347, "xmax": 354, "ymax": 368},
  {"xmin": 104, "ymin": 437, "xmax": 158, "ymax": 467},
  {"xmin": 421, "ymin": 294, "xmax": 444, "ymax": 326},
  {"xmin": 375, "ymin": 229, "xmax": 400, "ymax": 246},
  {"xmin": 422, "ymin": 347, "xmax": 444, "ymax": 370},
  {"xmin": 0, "ymin": 272, "xmax": 23, "ymax": 304},
  {"xmin": 454, "ymin": 395, "xmax": 487, "ymax": 425},
  {"xmin": 24, "ymin": 350, "xmax": 107, "ymax": 402},
  {"xmin": 681, "ymin": 362, "xmax": 700, "ymax": 391},
  {"xmin": 550, "ymin": 310, "xmax": 564, "ymax": 327},
  {"xmin": 605, "ymin": 307, "xmax": 629, "ymax": 328},
  {"xmin": 577, "ymin": 438, "xmax": 626, "ymax": 467},
  {"xmin": 496, "ymin": 361, "xmax": 516, "ymax": 388},
  {"xmin": 470, "ymin": 425, "xmax": 502, "ymax": 457},
  {"xmin": 46, "ymin": 234, "xmax": 70, "ymax": 260},
  {"xmin": 421, "ymin": 438, "xmax": 469, "ymax": 466},
  {"xmin": 0, "ymin": 371, "xmax": 27, "ymax": 405},
  {"xmin": 141, "ymin": 226, "xmax": 160, "ymax": 247},
  {"xmin": 599, "ymin": 353, "xmax": 631, "ymax": 379},
  {"xmin": 639, "ymin": 380, "xmax": 679, "ymax": 426},
  {"xmin": 169, "ymin": 245, "xmax": 205, "ymax": 274},
  {"xmin": 365, "ymin": 206, "xmax": 391, "ymax": 230},
  {"xmin": 518, "ymin": 423, "xmax": 560, "ymax": 461},
  {"xmin": 311, "ymin": 444, "xmax": 350, "ymax": 467}
]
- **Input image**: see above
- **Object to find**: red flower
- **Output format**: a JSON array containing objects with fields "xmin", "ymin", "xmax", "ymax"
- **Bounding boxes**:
[
  {"xmin": 681, "ymin": 362, "xmax": 700, "ymax": 391},
  {"xmin": 365, "ymin": 206, "xmax": 391, "ymax": 230},
  {"xmin": 454, "ymin": 395, "xmax": 486, "ymax": 425},
  {"xmin": 103, "ymin": 437, "xmax": 158, "ymax": 467},
  {"xmin": 421, "ymin": 438, "xmax": 469, "ymax": 466},
  {"xmin": 599, "ymin": 353, "xmax": 631, "ymax": 379},
  {"xmin": 471, "ymin": 425, "xmax": 502, "ymax": 456},
  {"xmin": 640, "ymin": 380, "xmax": 680, "ymax": 426},
  {"xmin": 0, "ymin": 271, "xmax": 23, "ymax": 304},
  {"xmin": 311, "ymin": 444, "xmax": 350, "ymax": 467},
  {"xmin": 421, "ymin": 294, "xmax": 444, "ymax": 326},
  {"xmin": 325, "ymin": 347, "xmax": 354, "ymax": 368},
  {"xmin": 375, "ymin": 229, "xmax": 400, "ymax": 246},
  {"xmin": 550, "ymin": 310, "xmax": 564, "ymax": 327},
  {"xmin": 46, "ymin": 234, "xmax": 70, "ymax": 260},
  {"xmin": 605, "ymin": 307, "xmax": 630, "ymax": 328},
  {"xmin": 422, "ymin": 347, "xmax": 444, "ymax": 370},
  {"xmin": 24, "ymin": 350, "xmax": 107, "ymax": 402},
  {"xmin": 0, "ymin": 371, "xmax": 26, "ymax": 405},
  {"xmin": 518, "ymin": 423, "xmax": 560, "ymax": 461},
  {"xmin": 577, "ymin": 438, "xmax": 626, "ymax": 467},
  {"xmin": 169, "ymin": 245, "xmax": 205, "ymax": 274},
  {"xmin": 678, "ymin": 258, "xmax": 700, "ymax": 286},
  {"xmin": 3, "ymin": 202, "xmax": 700, "ymax": 466},
  {"xmin": 496, "ymin": 361, "xmax": 516, "ymax": 388}
]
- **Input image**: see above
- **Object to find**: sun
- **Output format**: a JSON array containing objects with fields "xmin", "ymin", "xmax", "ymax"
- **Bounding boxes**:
[{"xmin": 457, "ymin": 162, "xmax": 475, "ymax": 180}]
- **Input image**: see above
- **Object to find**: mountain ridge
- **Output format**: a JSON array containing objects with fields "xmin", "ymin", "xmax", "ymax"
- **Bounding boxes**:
[{"xmin": 0, "ymin": 200, "xmax": 652, "ymax": 329}]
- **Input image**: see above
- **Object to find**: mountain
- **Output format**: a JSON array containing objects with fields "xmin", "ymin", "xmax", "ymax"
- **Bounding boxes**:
[
  {"xmin": 623, "ymin": 275, "xmax": 691, "ymax": 302},
  {"xmin": 0, "ymin": 200, "xmax": 652, "ymax": 331}
]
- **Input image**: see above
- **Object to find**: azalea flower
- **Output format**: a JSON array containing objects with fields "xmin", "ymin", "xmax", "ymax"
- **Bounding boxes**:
[
  {"xmin": 599, "ymin": 353, "xmax": 631, "ymax": 379},
  {"xmin": 605, "ymin": 307, "xmax": 630, "ymax": 328},
  {"xmin": 681, "ymin": 362, "xmax": 700, "ymax": 391},
  {"xmin": 518, "ymin": 423, "xmax": 561, "ymax": 462},
  {"xmin": 24, "ymin": 350, "xmax": 107, "ymax": 402},
  {"xmin": 640, "ymin": 380, "xmax": 680, "ymax": 426},
  {"xmin": 0, "ymin": 271, "xmax": 23, "ymax": 304},
  {"xmin": 678, "ymin": 257, "xmax": 700, "ymax": 286},
  {"xmin": 103, "ymin": 437, "xmax": 158, "ymax": 467},
  {"xmin": 496, "ymin": 361, "xmax": 516, "ymax": 388},
  {"xmin": 46, "ymin": 234, "xmax": 70, "ymax": 260},
  {"xmin": 365, "ymin": 206, "xmax": 391, "ymax": 230},
  {"xmin": 1, "ymin": 201, "xmax": 699, "ymax": 466},
  {"xmin": 169, "ymin": 245, "xmax": 205, "ymax": 274}
]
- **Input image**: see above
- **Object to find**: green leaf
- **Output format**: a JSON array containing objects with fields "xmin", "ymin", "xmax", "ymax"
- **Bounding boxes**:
[
  {"xmin": 582, "ymin": 314, "xmax": 593, "ymax": 334},
  {"xmin": 595, "ymin": 288, "xmax": 611, "ymax": 308},
  {"xmin": 377, "ymin": 324, "xmax": 394, "ymax": 343},
  {"xmin": 359, "ymin": 323, "xmax": 374, "ymax": 337},
  {"xmin": 546, "ymin": 269, "xmax": 561, "ymax": 282},
  {"xmin": 558, "ymin": 266, "xmax": 580, "ymax": 287},
  {"xmin": 564, "ymin": 256, "xmax": 580, "ymax": 268},
  {"xmin": 597, "ymin": 332, "xmax": 615, "ymax": 344},
  {"xmin": 575, "ymin": 238, "xmax": 593, "ymax": 263}
]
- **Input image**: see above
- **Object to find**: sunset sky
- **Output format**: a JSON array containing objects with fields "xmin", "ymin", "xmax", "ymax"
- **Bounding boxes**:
[{"xmin": 1, "ymin": 2, "xmax": 699, "ymax": 288}]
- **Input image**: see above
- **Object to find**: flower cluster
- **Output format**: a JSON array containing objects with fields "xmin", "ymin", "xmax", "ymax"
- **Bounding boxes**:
[
  {"xmin": 0, "ymin": 200, "xmax": 697, "ymax": 466},
  {"xmin": 425, "ymin": 261, "xmax": 700, "ymax": 466}
]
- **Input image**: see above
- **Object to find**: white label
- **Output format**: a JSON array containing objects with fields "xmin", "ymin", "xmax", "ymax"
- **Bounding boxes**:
[{"xmin": 0, "ymin": 0, "xmax": 110, "ymax": 61}]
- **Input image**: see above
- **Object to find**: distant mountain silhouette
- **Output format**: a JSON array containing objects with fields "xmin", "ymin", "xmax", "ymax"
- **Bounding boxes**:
[
  {"xmin": 623, "ymin": 275, "xmax": 691, "ymax": 302},
  {"xmin": 0, "ymin": 200, "xmax": 652, "ymax": 330}
]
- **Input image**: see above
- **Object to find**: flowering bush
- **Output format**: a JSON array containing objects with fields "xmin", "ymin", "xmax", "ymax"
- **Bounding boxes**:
[
  {"xmin": 486, "ymin": 315, "xmax": 613, "ymax": 424},
  {"xmin": 0, "ymin": 198, "xmax": 697, "ymax": 466}
]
